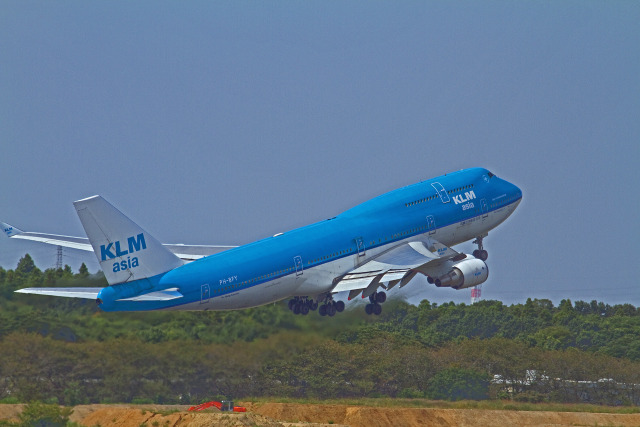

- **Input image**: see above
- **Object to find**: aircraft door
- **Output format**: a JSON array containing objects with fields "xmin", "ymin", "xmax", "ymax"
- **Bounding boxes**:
[
  {"xmin": 426, "ymin": 215, "xmax": 436, "ymax": 235},
  {"xmin": 481, "ymin": 199, "xmax": 489, "ymax": 219},
  {"xmin": 294, "ymin": 255, "xmax": 303, "ymax": 276},
  {"xmin": 201, "ymin": 284, "xmax": 210, "ymax": 304},
  {"xmin": 355, "ymin": 237, "xmax": 366, "ymax": 257},
  {"xmin": 431, "ymin": 182, "xmax": 450, "ymax": 203}
]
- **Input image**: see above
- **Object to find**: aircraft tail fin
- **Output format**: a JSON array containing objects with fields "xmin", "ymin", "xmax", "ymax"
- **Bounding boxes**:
[{"xmin": 73, "ymin": 196, "xmax": 184, "ymax": 285}]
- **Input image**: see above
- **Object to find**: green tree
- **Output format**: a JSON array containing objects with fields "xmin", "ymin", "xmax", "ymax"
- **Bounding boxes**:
[
  {"xmin": 78, "ymin": 263, "xmax": 89, "ymax": 277},
  {"xmin": 16, "ymin": 254, "xmax": 36, "ymax": 274},
  {"xmin": 427, "ymin": 367, "xmax": 490, "ymax": 401}
]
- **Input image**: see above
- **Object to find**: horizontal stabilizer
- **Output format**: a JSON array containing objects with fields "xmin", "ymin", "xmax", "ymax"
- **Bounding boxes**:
[
  {"xmin": 117, "ymin": 288, "xmax": 183, "ymax": 302},
  {"xmin": 15, "ymin": 287, "xmax": 103, "ymax": 299},
  {"xmin": 162, "ymin": 244, "xmax": 236, "ymax": 261}
]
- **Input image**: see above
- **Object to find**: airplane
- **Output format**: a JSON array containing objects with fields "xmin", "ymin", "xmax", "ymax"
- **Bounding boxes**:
[{"xmin": 3, "ymin": 167, "xmax": 522, "ymax": 316}]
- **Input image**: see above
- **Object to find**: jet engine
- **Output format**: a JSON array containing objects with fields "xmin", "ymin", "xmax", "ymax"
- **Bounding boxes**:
[{"xmin": 432, "ymin": 258, "xmax": 488, "ymax": 290}]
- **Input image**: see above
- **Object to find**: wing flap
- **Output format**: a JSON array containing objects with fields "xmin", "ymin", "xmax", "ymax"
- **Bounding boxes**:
[
  {"xmin": 333, "ymin": 277, "xmax": 377, "ymax": 293},
  {"xmin": 381, "ymin": 270, "xmax": 411, "ymax": 282}
]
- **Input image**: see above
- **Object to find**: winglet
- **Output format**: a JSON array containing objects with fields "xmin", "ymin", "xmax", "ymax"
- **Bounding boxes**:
[{"xmin": 1, "ymin": 222, "xmax": 24, "ymax": 238}]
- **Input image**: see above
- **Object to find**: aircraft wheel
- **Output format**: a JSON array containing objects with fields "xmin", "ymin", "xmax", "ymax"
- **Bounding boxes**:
[
  {"xmin": 376, "ymin": 291, "xmax": 387, "ymax": 304},
  {"xmin": 293, "ymin": 303, "xmax": 301, "ymax": 315},
  {"xmin": 335, "ymin": 300, "xmax": 345, "ymax": 312},
  {"xmin": 373, "ymin": 303, "xmax": 382, "ymax": 316},
  {"xmin": 327, "ymin": 304, "xmax": 337, "ymax": 317},
  {"xmin": 319, "ymin": 304, "xmax": 327, "ymax": 316},
  {"xmin": 301, "ymin": 304, "xmax": 309, "ymax": 315},
  {"xmin": 365, "ymin": 304, "xmax": 373, "ymax": 315},
  {"xmin": 309, "ymin": 300, "xmax": 318, "ymax": 311},
  {"xmin": 369, "ymin": 294, "xmax": 376, "ymax": 304},
  {"xmin": 288, "ymin": 299, "xmax": 296, "ymax": 310},
  {"xmin": 473, "ymin": 249, "xmax": 488, "ymax": 261}
]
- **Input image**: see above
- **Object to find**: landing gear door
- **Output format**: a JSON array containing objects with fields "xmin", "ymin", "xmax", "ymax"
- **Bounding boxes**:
[
  {"xmin": 431, "ymin": 182, "xmax": 450, "ymax": 203},
  {"xmin": 481, "ymin": 199, "xmax": 489, "ymax": 219},
  {"xmin": 201, "ymin": 284, "xmax": 210, "ymax": 304},
  {"xmin": 294, "ymin": 255, "xmax": 303, "ymax": 276},
  {"xmin": 426, "ymin": 215, "xmax": 436, "ymax": 235}
]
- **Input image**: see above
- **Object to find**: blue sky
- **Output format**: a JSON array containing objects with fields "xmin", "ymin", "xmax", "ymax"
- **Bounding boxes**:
[{"xmin": 1, "ymin": 1, "xmax": 638, "ymax": 306}]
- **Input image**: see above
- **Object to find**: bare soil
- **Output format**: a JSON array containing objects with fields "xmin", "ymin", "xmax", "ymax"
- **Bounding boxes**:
[
  {"xmin": 2, "ymin": 402, "xmax": 640, "ymax": 427},
  {"xmin": 248, "ymin": 402, "xmax": 640, "ymax": 427}
]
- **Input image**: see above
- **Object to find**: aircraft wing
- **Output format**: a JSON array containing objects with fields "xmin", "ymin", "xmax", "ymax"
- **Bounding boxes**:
[
  {"xmin": 1, "ymin": 222, "xmax": 235, "ymax": 261},
  {"xmin": 331, "ymin": 238, "xmax": 463, "ymax": 298}
]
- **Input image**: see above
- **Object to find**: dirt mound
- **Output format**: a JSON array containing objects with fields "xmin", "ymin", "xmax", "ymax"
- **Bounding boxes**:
[
  {"xmin": 68, "ymin": 405, "xmax": 189, "ymax": 423},
  {"xmin": 249, "ymin": 402, "xmax": 640, "ymax": 427},
  {"xmin": 81, "ymin": 407, "xmax": 285, "ymax": 427},
  {"xmin": 0, "ymin": 404, "xmax": 24, "ymax": 423},
  {"xmin": 4, "ymin": 403, "xmax": 640, "ymax": 427}
]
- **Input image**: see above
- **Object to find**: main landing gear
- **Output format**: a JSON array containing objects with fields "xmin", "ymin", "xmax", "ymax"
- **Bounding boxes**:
[
  {"xmin": 287, "ymin": 297, "xmax": 318, "ymax": 315},
  {"xmin": 287, "ymin": 296, "xmax": 346, "ymax": 317},
  {"xmin": 319, "ymin": 298, "xmax": 345, "ymax": 317},
  {"xmin": 365, "ymin": 291, "xmax": 386, "ymax": 316},
  {"xmin": 472, "ymin": 236, "xmax": 488, "ymax": 261}
]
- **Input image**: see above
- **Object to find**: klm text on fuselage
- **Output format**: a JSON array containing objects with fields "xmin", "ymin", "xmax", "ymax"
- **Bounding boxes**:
[{"xmin": 453, "ymin": 190, "xmax": 476, "ymax": 210}]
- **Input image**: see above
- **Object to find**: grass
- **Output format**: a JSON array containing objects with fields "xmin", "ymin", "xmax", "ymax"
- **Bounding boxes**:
[{"xmin": 240, "ymin": 397, "xmax": 640, "ymax": 414}]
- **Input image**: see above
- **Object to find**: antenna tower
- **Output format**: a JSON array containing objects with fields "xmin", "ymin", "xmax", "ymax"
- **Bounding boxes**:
[
  {"xmin": 471, "ymin": 285, "xmax": 482, "ymax": 304},
  {"xmin": 56, "ymin": 245, "xmax": 63, "ymax": 269}
]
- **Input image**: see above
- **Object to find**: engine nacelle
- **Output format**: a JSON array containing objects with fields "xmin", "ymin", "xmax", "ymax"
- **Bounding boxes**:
[{"xmin": 434, "ymin": 258, "xmax": 489, "ymax": 290}]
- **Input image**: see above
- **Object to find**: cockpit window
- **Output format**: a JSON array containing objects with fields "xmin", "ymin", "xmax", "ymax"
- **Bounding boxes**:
[{"xmin": 487, "ymin": 172, "xmax": 495, "ymax": 178}]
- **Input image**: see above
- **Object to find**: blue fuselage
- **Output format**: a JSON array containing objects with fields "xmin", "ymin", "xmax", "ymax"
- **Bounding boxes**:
[{"xmin": 97, "ymin": 167, "xmax": 522, "ymax": 311}]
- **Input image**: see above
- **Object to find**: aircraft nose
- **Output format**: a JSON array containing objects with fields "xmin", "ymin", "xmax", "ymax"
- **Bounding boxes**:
[
  {"xmin": 512, "ymin": 182, "xmax": 522, "ymax": 200},
  {"xmin": 508, "ymin": 181, "xmax": 523, "ymax": 208}
]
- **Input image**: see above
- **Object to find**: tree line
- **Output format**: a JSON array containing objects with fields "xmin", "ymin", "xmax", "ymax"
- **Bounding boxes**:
[{"xmin": 1, "ymin": 255, "xmax": 639, "ymax": 405}]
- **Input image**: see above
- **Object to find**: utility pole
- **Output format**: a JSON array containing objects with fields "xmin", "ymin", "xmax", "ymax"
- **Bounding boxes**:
[{"xmin": 56, "ymin": 245, "xmax": 63, "ymax": 269}]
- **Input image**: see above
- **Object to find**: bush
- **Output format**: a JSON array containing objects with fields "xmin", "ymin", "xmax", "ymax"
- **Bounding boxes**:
[
  {"xmin": 514, "ymin": 391, "xmax": 545, "ymax": 403},
  {"xmin": 427, "ymin": 367, "xmax": 490, "ymax": 401},
  {"xmin": 18, "ymin": 402, "xmax": 73, "ymax": 427}
]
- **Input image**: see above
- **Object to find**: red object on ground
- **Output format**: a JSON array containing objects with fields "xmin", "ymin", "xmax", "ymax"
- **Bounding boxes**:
[
  {"xmin": 188, "ymin": 401, "xmax": 246, "ymax": 412},
  {"xmin": 188, "ymin": 401, "xmax": 221, "ymax": 411}
]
